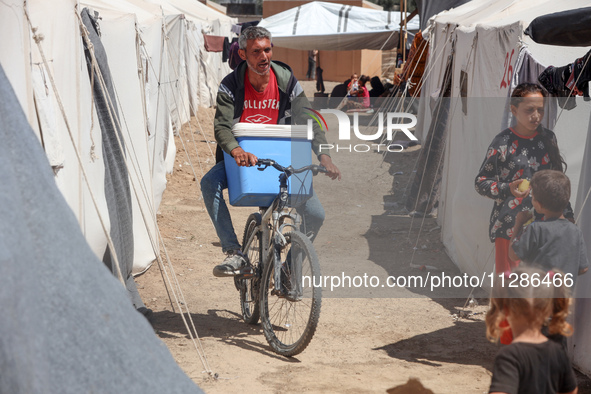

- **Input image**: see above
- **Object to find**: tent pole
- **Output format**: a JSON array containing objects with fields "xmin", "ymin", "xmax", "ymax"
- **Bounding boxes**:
[
  {"xmin": 403, "ymin": 0, "xmax": 408, "ymax": 64},
  {"xmin": 399, "ymin": 1, "xmax": 403, "ymax": 64}
]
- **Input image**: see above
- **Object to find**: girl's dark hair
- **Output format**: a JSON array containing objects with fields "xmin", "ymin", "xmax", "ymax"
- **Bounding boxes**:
[
  {"xmin": 359, "ymin": 75, "xmax": 370, "ymax": 85},
  {"xmin": 370, "ymin": 76, "xmax": 383, "ymax": 90},
  {"xmin": 510, "ymin": 83, "xmax": 548, "ymax": 106},
  {"xmin": 510, "ymin": 83, "xmax": 566, "ymax": 172}
]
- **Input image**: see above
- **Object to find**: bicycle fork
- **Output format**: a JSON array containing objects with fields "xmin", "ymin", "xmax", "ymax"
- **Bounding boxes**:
[{"xmin": 271, "ymin": 211, "xmax": 304, "ymax": 301}]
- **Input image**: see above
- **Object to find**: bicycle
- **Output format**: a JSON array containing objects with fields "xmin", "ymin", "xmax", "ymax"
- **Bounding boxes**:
[{"xmin": 234, "ymin": 158, "xmax": 326, "ymax": 357}]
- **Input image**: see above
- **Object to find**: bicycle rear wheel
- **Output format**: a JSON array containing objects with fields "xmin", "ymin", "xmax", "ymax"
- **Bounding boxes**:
[
  {"xmin": 237, "ymin": 213, "xmax": 262, "ymax": 324},
  {"xmin": 259, "ymin": 231, "xmax": 321, "ymax": 356}
]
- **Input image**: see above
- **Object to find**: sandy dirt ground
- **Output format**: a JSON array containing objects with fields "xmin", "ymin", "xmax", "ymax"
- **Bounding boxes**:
[{"xmin": 135, "ymin": 81, "xmax": 591, "ymax": 393}]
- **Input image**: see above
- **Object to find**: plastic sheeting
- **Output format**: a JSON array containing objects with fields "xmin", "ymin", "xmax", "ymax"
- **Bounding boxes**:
[
  {"xmin": 258, "ymin": 1, "xmax": 419, "ymax": 51},
  {"xmin": 0, "ymin": 62, "xmax": 201, "ymax": 394},
  {"xmin": 525, "ymin": 6, "xmax": 591, "ymax": 47},
  {"xmin": 82, "ymin": 8, "xmax": 135, "ymax": 279}
]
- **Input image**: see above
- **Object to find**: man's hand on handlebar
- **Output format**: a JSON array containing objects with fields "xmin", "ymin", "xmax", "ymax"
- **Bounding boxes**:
[
  {"xmin": 231, "ymin": 146, "xmax": 258, "ymax": 167},
  {"xmin": 319, "ymin": 154, "xmax": 342, "ymax": 181}
]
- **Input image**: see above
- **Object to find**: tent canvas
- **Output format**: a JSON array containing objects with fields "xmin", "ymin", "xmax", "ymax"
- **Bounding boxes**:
[
  {"xmin": 258, "ymin": 1, "xmax": 420, "ymax": 51},
  {"xmin": 415, "ymin": 0, "xmax": 473, "ymax": 31}
]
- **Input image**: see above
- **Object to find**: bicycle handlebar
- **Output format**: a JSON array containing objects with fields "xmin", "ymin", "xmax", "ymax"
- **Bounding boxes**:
[{"xmin": 255, "ymin": 159, "xmax": 327, "ymax": 176}]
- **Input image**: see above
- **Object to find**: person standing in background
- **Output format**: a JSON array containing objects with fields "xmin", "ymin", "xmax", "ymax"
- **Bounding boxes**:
[{"xmin": 306, "ymin": 49, "xmax": 318, "ymax": 80}]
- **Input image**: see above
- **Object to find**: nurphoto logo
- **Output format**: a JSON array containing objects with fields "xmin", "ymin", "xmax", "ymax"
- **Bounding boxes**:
[{"xmin": 304, "ymin": 108, "xmax": 418, "ymax": 153}]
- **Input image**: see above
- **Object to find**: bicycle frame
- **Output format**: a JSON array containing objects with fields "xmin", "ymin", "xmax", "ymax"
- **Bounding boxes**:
[
  {"xmin": 238, "ymin": 159, "xmax": 326, "ymax": 356},
  {"xmin": 242, "ymin": 172, "xmax": 302, "ymax": 296},
  {"xmin": 240, "ymin": 158, "xmax": 326, "ymax": 299}
]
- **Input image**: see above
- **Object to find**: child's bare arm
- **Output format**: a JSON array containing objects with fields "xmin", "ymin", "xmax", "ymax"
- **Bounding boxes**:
[{"xmin": 509, "ymin": 211, "xmax": 533, "ymax": 262}]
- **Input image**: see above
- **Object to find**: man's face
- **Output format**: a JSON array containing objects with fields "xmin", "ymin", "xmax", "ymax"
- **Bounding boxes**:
[{"xmin": 239, "ymin": 38, "xmax": 272, "ymax": 76}]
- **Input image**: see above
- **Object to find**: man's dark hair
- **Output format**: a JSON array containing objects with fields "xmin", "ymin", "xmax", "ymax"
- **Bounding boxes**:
[
  {"xmin": 239, "ymin": 26, "xmax": 272, "ymax": 50},
  {"xmin": 530, "ymin": 170, "xmax": 570, "ymax": 213}
]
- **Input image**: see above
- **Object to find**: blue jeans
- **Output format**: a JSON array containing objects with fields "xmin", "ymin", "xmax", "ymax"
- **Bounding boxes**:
[{"xmin": 200, "ymin": 161, "xmax": 325, "ymax": 253}]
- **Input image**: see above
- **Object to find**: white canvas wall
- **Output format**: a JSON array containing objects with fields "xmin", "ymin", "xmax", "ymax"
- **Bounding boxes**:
[{"xmin": 574, "ymin": 120, "xmax": 591, "ymax": 376}]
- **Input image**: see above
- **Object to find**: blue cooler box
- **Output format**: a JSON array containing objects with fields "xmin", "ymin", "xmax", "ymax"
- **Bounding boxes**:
[{"xmin": 224, "ymin": 124, "xmax": 312, "ymax": 207}]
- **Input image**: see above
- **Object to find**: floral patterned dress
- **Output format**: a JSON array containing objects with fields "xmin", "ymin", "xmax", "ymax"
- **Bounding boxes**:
[{"xmin": 475, "ymin": 127, "xmax": 557, "ymax": 242}]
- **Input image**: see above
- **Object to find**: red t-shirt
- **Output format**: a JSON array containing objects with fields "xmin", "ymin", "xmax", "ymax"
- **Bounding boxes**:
[{"xmin": 240, "ymin": 68, "xmax": 280, "ymax": 124}]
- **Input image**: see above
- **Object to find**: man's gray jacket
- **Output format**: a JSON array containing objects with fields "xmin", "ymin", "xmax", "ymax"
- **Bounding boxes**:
[{"xmin": 214, "ymin": 60, "xmax": 330, "ymax": 162}]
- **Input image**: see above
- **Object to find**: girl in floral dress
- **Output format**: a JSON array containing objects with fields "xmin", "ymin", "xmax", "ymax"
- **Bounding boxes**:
[{"xmin": 475, "ymin": 83, "xmax": 570, "ymax": 275}]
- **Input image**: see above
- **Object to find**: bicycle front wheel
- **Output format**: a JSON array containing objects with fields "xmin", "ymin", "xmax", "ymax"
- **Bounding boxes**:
[{"xmin": 259, "ymin": 231, "xmax": 321, "ymax": 356}]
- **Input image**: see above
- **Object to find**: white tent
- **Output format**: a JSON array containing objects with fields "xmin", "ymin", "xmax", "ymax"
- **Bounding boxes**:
[
  {"xmin": 0, "ymin": 0, "xmax": 234, "ymax": 277},
  {"xmin": 415, "ymin": 0, "xmax": 591, "ymax": 376},
  {"xmin": 415, "ymin": 0, "xmax": 472, "ymax": 30},
  {"xmin": 258, "ymin": 1, "xmax": 420, "ymax": 51}
]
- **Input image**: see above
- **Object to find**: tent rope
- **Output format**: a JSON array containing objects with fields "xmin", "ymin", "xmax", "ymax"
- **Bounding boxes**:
[
  {"xmin": 160, "ymin": 27, "xmax": 208, "ymax": 188},
  {"xmin": 162, "ymin": 27, "xmax": 213, "ymax": 201},
  {"xmin": 88, "ymin": 52, "xmax": 98, "ymax": 162},
  {"xmin": 458, "ymin": 245, "xmax": 494, "ymax": 314},
  {"xmin": 184, "ymin": 32, "xmax": 223, "ymax": 147},
  {"xmin": 334, "ymin": 27, "xmax": 399, "ymax": 110},
  {"xmin": 575, "ymin": 181, "xmax": 591, "ymax": 225},
  {"xmin": 369, "ymin": 26, "xmax": 445, "ymax": 164},
  {"xmin": 553, "ymin": 45, "xmax": 591, "ymax": 126},
  {"xmin": 177, "ymin": 27, "xmax": 224, "ymax": 152},
  {"xmin": 135, "ymin": 18, "xmax": 183, "ymax": 308},
  {"xmin": 161, "ymin": 25, "xmax": 210, "ymax": 167},
  {"xmin": 24, "ymin": 7, "xmax": 125, "ymax": 285},
  {"xmin": 373, "ymin": 33, "xmax": 431, "ymax": 155},
  {"xmin": 405, "ymin": 27, "xmax": 459, "ymax": 239},
  {"xmin": 408, "ymin": 33, "xmax": 477, "ymax": 271},
  {"xmin": 75, "ymin": 9, "xmax": 216, "ymax": 378},
  {"xmin": 138, "ymin": 19, "xmax": 212, "ymax": 213}
]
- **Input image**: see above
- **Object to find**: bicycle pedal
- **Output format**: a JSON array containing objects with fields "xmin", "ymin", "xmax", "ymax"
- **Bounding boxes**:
[{"xmin": 235, "ymin": 266, "xmax": 255, "ymax": 278}]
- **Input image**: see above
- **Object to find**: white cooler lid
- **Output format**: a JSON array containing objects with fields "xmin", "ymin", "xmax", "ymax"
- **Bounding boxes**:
[{"xmin": 232, "ymin": 123, "xmax": 308, "ymax": 139}]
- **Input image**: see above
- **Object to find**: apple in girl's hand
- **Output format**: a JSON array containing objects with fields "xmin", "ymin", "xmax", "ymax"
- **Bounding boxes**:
[{"xmin": 518, "ymin": 179, "xmax": 530, "ymax": 193}]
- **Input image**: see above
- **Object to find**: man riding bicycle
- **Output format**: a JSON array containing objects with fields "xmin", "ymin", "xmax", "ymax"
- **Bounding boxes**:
[{"xmin": 200, "ymin": 26, "xmax": 341, "ymax": 278}]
